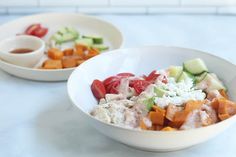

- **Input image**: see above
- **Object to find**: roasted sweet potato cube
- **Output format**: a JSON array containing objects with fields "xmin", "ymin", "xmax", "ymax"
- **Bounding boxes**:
[
  {"xmin": 185, "ymin": 100, "xmax": 204, "ymax": 112},
  {"xmin": 74, "ymin": 47, "xmax": 85, "ymax": 58},
  {"xmin": 166, "ymin": 104, "xmax": 183, "ymax": 121},
  {"xmin": 161, "ymin": 127, "xmax": 177, "ymax": 131},
  {"xmin": 218, "ymin": 98, "xmax": 236, "ymax": 120},
  {"xmin": 148, "ymin": 110, "xmax": 165, "ymax": 126},
  {"xmin": 139, "ymin": 118, "xmax": 148, "ymax": 130},
  {"xmin": 42, "ymin": 59, "xmax": 62, "ymax": 69},
  {"xmin": 48, "ymin": 48, "xmax": 64, "ymax": 60},
  {"xmin": 85, "ymin": 48, "xmax": 100, "ymax": 59},
  {"xmin": 77, "ymin": 60, "xmax": 85, "ymax": 66},
  {"xmin": 62, "ymin": 58, "xmax": 77, "ymax": 68},
  {"xmin": 75, "ymin": 44, "xmax": 88, "ymax": 51},
  {"xmin": 219, "ymin": 89, "xmax": 229, "ymax": 99},
  {"xmin": 169, "ymin": 110, "xmax": 190, "ymax": 128},
  {"xmin": 63, "ymin": 48, "xmax": 74, "ymax": 56}
]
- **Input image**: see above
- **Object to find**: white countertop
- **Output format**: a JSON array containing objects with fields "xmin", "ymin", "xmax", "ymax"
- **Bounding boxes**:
[{"xmin": 0, "ymin": 14, "xmax": 236, "ymax": 157}]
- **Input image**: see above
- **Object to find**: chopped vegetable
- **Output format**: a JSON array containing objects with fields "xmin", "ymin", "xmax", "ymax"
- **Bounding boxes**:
[{"xmin": 91, "ymin": 80, "xmax": 106, "ymax": 100}]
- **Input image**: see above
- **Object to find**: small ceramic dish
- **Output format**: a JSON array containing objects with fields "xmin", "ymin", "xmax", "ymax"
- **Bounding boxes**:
[
  {"xmin": 0, "ymin": 35, "xmax": 45, "ymax": 67},
  {"xmin": 67, "ymin": 46, "xmax": 236, "ymax": 152}
]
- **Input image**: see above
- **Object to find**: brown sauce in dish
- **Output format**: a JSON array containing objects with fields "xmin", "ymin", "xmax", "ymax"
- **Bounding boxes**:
[{"xmin": 10, "ymin": 48, "xmax": 33, "ymax": 54}]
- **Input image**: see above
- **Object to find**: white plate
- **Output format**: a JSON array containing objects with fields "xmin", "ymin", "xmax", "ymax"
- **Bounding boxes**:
[
  {"xmin": 67, "ymin": 46, "xmax": 236, "ymax": 151},
  {"xmin": 0, "ymin": 13, "xmax": 123, "ymax": 81}
]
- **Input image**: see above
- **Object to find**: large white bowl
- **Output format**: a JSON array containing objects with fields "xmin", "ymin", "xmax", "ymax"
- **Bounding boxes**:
[{"xmin": 67, "ymin": 46, "xmax": 236, "ymax": 151}]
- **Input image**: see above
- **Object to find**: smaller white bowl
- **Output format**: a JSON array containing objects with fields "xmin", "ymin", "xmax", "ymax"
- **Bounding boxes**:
[{"xmin": 0, "ymin": 35, "xmax": 45, "ymax": 67}]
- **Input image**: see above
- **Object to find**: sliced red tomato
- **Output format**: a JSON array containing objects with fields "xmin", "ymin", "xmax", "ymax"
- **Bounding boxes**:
[
  {"xmin": 145, "ymin": 70, "xmax": 160, "ymax": 83},
  {"xmin": 91, "ymin": 80, "xmax": 106, "ymax": 100},
  {"xmin": 25, "ymin": 24, "xmax": 41, "ymax": 35},
  {"xmin": 33, "ymin": 27, "xmax": 48, "ymax": 38},
  {"xmin": 132, "ymin": 80, "xmax": 150, "ymax": 95},
  {"xmin": 117, "ymin": 72, "xmax": 134, "ymax": 77},
  {"xmin": 103, "ymin": 76, "xmax": 120, "ymax": 87},
  {"xmin": 106, "ymin": 80, "xmax": 120, "ymax": 94}
]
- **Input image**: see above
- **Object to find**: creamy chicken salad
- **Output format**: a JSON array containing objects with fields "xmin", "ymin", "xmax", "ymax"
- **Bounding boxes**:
[{"xmin": 90, "ymin": 58, "xmax": 236, "ymax": 131}]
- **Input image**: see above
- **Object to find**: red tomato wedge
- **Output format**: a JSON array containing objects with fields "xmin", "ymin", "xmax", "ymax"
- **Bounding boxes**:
[
  {"xmin": 117, "ymin": 73, "xmax": 134, "ymax": 77},
  {"xmin": 25, "ymin": 24, "xmax": 41, "ymax": 35},
  {"xmin": 91, "ymin": 80, "xmax": 106, "ymax": 100},
  {"xmin": 33, "ymin": 27, "xmax": 48, "ymax": 38},
  {"xmin": 145, "ymin": 70, "xmax": 160, "ymax": 83},
  {"xmin": 132, "ymin": 80, "xmax": 150, "ymax": 95},
  {"xmin": 103, "ymin": 76, "xmax": 120, "ymax": 88}
]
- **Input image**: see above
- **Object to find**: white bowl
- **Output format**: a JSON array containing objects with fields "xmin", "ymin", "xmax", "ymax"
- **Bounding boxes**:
[
  {"xmin": 67, "ymin": 46, "xmax": 236, "ymax": 152},
  {"xmin": 0, "ymin": 35, "xmax": 45, "ymax": 67},
  {"xmin": 0, "ymin": 13, "xmax": 123, "ymax": 81}
]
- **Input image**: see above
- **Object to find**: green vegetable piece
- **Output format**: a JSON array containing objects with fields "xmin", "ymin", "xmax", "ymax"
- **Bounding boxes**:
[
  {"xmin": 183, "ymin": 58, "xmax": 208, "ymax": 75},
  {"xmin": 154, "ymin": 87, "xmax": 166, "ymax": 97},
  {"xmin": 82, "ymin": 35, "xmax": 103, "ymax": 44},
  {"xmin": 92, "ymin": 44, "xmax": 109, "ymax": 51},
  {"xmin": 177, "ymin": 71, "xmax": 195, "ymax": 83},
  {"xmin": 75, "ymin": 38, "xmax": 94, "ymax": 47},
  {"xmin": 168, "ymin": 66, "xmax": 183, "ymax": 80},
  {"xmin": 143, "ymin": 97, "xmax": 155, "ymax": 111},
  {"xmin": 67, "ymin": 27, "xmax": 79, "ymax": 38}
]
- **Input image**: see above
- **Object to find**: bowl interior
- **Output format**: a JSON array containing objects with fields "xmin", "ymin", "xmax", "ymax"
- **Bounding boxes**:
[{"xmin": 68, "ymin": 46, "xmax": 236, "ymax": 115}]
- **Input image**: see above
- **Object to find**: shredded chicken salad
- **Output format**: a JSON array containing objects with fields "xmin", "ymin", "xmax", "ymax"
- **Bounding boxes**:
[{"xmin": 89, "ymin": 58, "xmax": 236, "ymax": 131}]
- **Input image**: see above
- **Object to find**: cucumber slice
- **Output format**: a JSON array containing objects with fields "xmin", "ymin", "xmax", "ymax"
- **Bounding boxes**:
[
  {"xmin": 195, "ymin": 72, "xmax": 208, "ymax": 83},
  {"xmin": 168, "ymin": 66, "xmax": 183, "ymax": 80},
  {"xmin": 62, "ymin": 33, "xmax": 76, "ymax": 41},
  {"xmin": 75, "ymin": 38, "xmax": 93, "ymax": 47},
  {"xmin": 82, "ymin": 35, "xmax": 103, "ymax": 44},
  {"xmin": 196, "ymin": 73, "xmax": 226, "ymax": 91},
  {"xmin": 154, "ymin": 87, "xmax": 166, "ymax": 97},
  {"xmin": 67, "ymin": 27, "xmax": 79, "ymax": 37},
  {"xmin": 92, "ymin": 44, "xmax": 109, "ymax": 51},
  {"xmin": 51, "ymin": 33, "xmax": 64, "ymax": 44},
  {"xmin": 183, "ymin": 58, "xmax": 208, "ymax": 75},
  {"xmin": 177, "ymin": 71, "xmax": 195, "ymax": 83},
  {"xmin": 58, "ymin": 27, "xmax": 68, "ymax": 35}
]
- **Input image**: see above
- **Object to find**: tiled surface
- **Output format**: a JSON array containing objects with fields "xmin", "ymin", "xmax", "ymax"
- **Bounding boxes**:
[
  {"xmin": 110, "ymin": 0, "xmax": 179, "ymax": 6},
  {"xmin": 0, "ymin": 0, "xmax": 236, "ymax": 14},
  {"xmin": 39, "ymin": 0, "xmax": 109, "ymax": 7}
]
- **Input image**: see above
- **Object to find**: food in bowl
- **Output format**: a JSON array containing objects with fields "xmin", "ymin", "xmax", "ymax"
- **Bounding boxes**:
[
  {"xmin": 18, "ymin": 24, "xmax": 109, "ymax": 69},
  {"xmin": 90, "ymin": 58, "xmax": 236, "ymax": 131}
]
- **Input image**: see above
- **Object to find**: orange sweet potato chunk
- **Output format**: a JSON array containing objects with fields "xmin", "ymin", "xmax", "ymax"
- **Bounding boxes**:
[
  {"xmin": 161, "ymin": 126, "xmax": 177, "ymax": 131},
  {"xmin": 219, "ymin": 89, "xmax": 229, "ymax": 99},
  {"xmin": 63, "ymin": 48, "xmax": 74, "ymax": 56},
  {"xmin": 139, "ymin": 119, "xmax": 148, "ymax": 130},
  {"xmin": 85, "ymin": 48, "xmax": 100, "ymax": 59},
  {"xmin": 166, "ymin": 104, "xmax": 183, "ymax": 121},
  {"xmin": 185, "ymin": 100, "xmax": 204, "ymax": 112},
  {"xmin": 75, "ymin": 44, "xmax": 88, "ymax": 51},
  {"xmin": 148, "ymin": 109, "xmax": 165, "ymax": 126},
  {"xmin": 62, "ymin": 58, "xmax": 77, "ymax": 68},
  {"xmin": 218, "ymin": 98, "xmax": 236, "ymax": 120},
  {"xmin": 169, "ymin": 110, "xmax": 190, "ymax": 128},
  {"xmin": 48, "ymin": 48, "xmax": 64, "ymax": 60},
  {"xmin": 42, "ymin": 59, "xmax": 62, "ymax": 69}
]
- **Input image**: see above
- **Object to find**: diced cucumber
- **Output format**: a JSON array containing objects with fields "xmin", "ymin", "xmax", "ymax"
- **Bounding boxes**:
[
  {"xmin": 82, "ymin": 35, "xmax": 103, "ymax": 44},
  {"xmin": 154, "ymin": 87, "xmax": 166, "ymax": 97},
  {"xmin": 183, "ymin": 58, "xmax": 208, "ymax": 75},
  {"xmin": 67, "ymin": 27, "xmax": 79, "ymax": 37},
  {"xmin": 195, "ymin": 72, "xmax": 208, "ymax": 83},
  {"xmin": 168, "ymin": 66, "xmax": 183, "ymax": 80},
  {"xmin": 91, "ymin": 44, "xmax": 109, "ymax": 51},
  {"xmin": 196, "ymin": 73, "xmax": 226, "ymax": 91},
  {"xmin": 58, "ymin": 27, "xmax": 68, "ymax": 35},
  {"xmin": 143, "ymin": 97, "xmax": 155, "ymax": 111},
  {"xmin": 51, "ymin": 33, "xmax": 64, "ymax": 44},
  {"xmin": 177, "ymin": 71, "xmax": 195, "ymax": 83},
  {"xmin": 75, "ymin": 38, "xmax": 93, "ymax": 47},
  {"xmin": 62, "ymin": 33, "xmax": 76, "ymax": 41}
]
